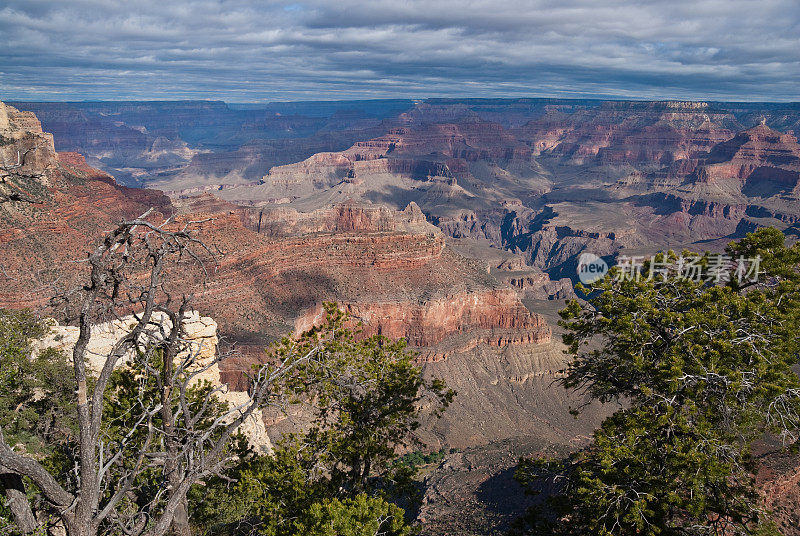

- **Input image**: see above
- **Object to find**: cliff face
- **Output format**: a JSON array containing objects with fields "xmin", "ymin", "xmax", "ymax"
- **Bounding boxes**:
[
  {"xmin": 243, "ymin": 200, "xmax": 430, "ymax": 235},
  {"xmin": 519, "ymin": 101, "xmax": 737, "ymax": 164},
  {"xmin": 345, "ymin": 118, "xmax": 531, "ymax": 163},
  {"xmin": 294, "ymin": 288, "xmax": 551, "ymax": 361},
  {"xmin": 616, "ymin": 123, "xmax": 800, "ymax": 244},
  {"xmin": 13, "ymin": 99, "xmax": 800, "ymax": 455},
  {"xmin": 520, "ymin": 110, "xmax": 800, "ymax": 259},
  {"xmin": 690, "ymin": 124, "xmax": 800, "ymax": 195},
  {"xmin": 0, "ymin": 103, "xmax": 57, "ymax": 173}
]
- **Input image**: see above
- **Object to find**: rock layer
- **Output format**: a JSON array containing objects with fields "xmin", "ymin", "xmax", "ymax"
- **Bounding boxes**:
[{"xmin": 294, "ymin": 288, "xmax": 551, "ymax": 361}]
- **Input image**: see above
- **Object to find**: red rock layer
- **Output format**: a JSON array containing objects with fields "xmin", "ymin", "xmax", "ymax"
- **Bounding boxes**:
[
  {"xmin": 240, "ymin": 200, "xmax": 429, "ymax": 236},
  {"xmin": 519, "ymin": 101, "xmax": 736, "ymax": 165},
  {"xmin": 294, "ymin": 288, "xmax": 551, "ymax": 361},
  {"xmin": 691, "ymin": 124, "xmax": 800, "ymax": 189}
]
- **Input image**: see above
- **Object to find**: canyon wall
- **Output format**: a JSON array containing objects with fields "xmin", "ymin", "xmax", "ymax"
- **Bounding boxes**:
[{"xmin": 294, "ymin": 288, "xmax": 551, "ymax": 362}]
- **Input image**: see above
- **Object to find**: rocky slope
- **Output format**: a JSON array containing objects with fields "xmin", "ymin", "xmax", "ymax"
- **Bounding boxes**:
[
  {"xmin": 0, "ymin": 103, "xmax": 173, "ymax": 309},
  {"xmin": 760, "ymin": 454, "xmax": 800, "ymax": 536},
  {"xmin": 416, "ymin": 437, "xmax": 570, "ymax": 536}
]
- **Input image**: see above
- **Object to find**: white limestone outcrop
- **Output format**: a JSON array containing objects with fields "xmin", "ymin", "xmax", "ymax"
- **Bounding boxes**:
[{"xmin": 33, "ymin": 310, "xmax": 272, "ymax": 453}]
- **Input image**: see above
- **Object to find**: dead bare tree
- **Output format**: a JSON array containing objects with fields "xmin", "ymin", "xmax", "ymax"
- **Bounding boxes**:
[{"xmin": 0, "ymin": 210, "xmax": 321, "ymax": 536}]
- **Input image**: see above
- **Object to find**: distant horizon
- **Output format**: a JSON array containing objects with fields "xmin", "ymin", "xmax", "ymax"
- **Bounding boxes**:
[{"xmin": 5, "ymin": 96, "xmax": 800, "ymax": 106}]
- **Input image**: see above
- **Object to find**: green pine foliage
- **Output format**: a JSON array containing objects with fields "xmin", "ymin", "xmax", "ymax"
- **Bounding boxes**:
[
  {"xmin": 0, "ymin": 311, "xmax": 76, "ymax": 455},
  {"xmin": 514, "ymin": 228, "xmax": 800, "ymax": 536},
  {"xmin": 0, "ymin": 311, "xmax": 77, "ymax": 533},
  {"xmin": 393, "ymin": 448, "xmax": 450, "ymax": 471},
  {"xmin": 301, "ymin": 495, "xmax": 410, "ymax": 536},
  {"xmin": 192, "ymin": 303, "xmax": 453, "ymax": 535}
]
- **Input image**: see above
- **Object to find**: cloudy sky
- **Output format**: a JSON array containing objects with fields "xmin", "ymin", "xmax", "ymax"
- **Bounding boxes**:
[{"xmin": 1, "ymin": 0, "xmax": 798, "ymax": 102}]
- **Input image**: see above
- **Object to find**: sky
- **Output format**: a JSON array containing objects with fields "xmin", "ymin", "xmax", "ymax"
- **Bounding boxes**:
[{"xmin": 1, "ymin": 0, "xmax": 798, "ymax": 103}]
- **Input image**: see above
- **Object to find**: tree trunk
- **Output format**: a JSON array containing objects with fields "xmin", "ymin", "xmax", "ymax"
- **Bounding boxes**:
[
  {"xmin": 0, "ymin": 471, "xmax": 37, "ymax": 534},
  {"xmin": 169, "ymin": 496, "xmax": 191, "ymax": 536},
  {"xmin": 361, "ymin": 456, "xmax": 371, "ymax": 491},
  {"xmin": 161, "ymin": 339, "xmax": 191, "ymax": 536},
  {"xmin": 349, "ymin": 457, "xmax": 363, "ymax": 493}
]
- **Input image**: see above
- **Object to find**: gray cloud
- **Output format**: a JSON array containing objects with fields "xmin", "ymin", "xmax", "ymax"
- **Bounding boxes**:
[{"xmin": 0, "ymin": 0, "xmax": 798, "ymax": 101}]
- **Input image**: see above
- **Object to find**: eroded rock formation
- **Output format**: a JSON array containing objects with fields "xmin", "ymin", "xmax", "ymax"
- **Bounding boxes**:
[
  {"xmin": 32, "ymin": 311, "xmax": 272, "ymax": 453},
  {"xmin": 294, "ymin": 288, "xmax": 551, "ymax": 362}
]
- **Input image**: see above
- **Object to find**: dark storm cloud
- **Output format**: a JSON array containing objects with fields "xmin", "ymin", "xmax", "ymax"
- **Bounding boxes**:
[{"xmin": 0, "ymin": 0, "xmax": 797, "ymax": 101}]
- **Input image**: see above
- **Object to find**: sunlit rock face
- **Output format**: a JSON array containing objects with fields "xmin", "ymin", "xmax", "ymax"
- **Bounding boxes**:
[
  {"xmin": 0, "ymin": 101, "xmax": 57, "ymax": 187},
  {"xmin": 294, "ymin": 288, "xmax": 551, "ymax": 362},
  {"xmin": 32, "ymin": 310, "xmax": 272, "ymax": 454}
]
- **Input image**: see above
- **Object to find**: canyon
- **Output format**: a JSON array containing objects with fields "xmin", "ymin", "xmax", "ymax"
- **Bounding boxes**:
[
  {"xmin": 3, "ymin": 98, "xmax": 800, "ymax": 535},
  {"xmin": 200, "ymin": 99, "xmax": 800, "ymax": 278},
  {"xmin": 13, "ymin": 98, "xmax": 800, "ymax": 279},
  {"xmin": 0, "ymin": 101, "xmax": 580, "ymax": 454}
]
